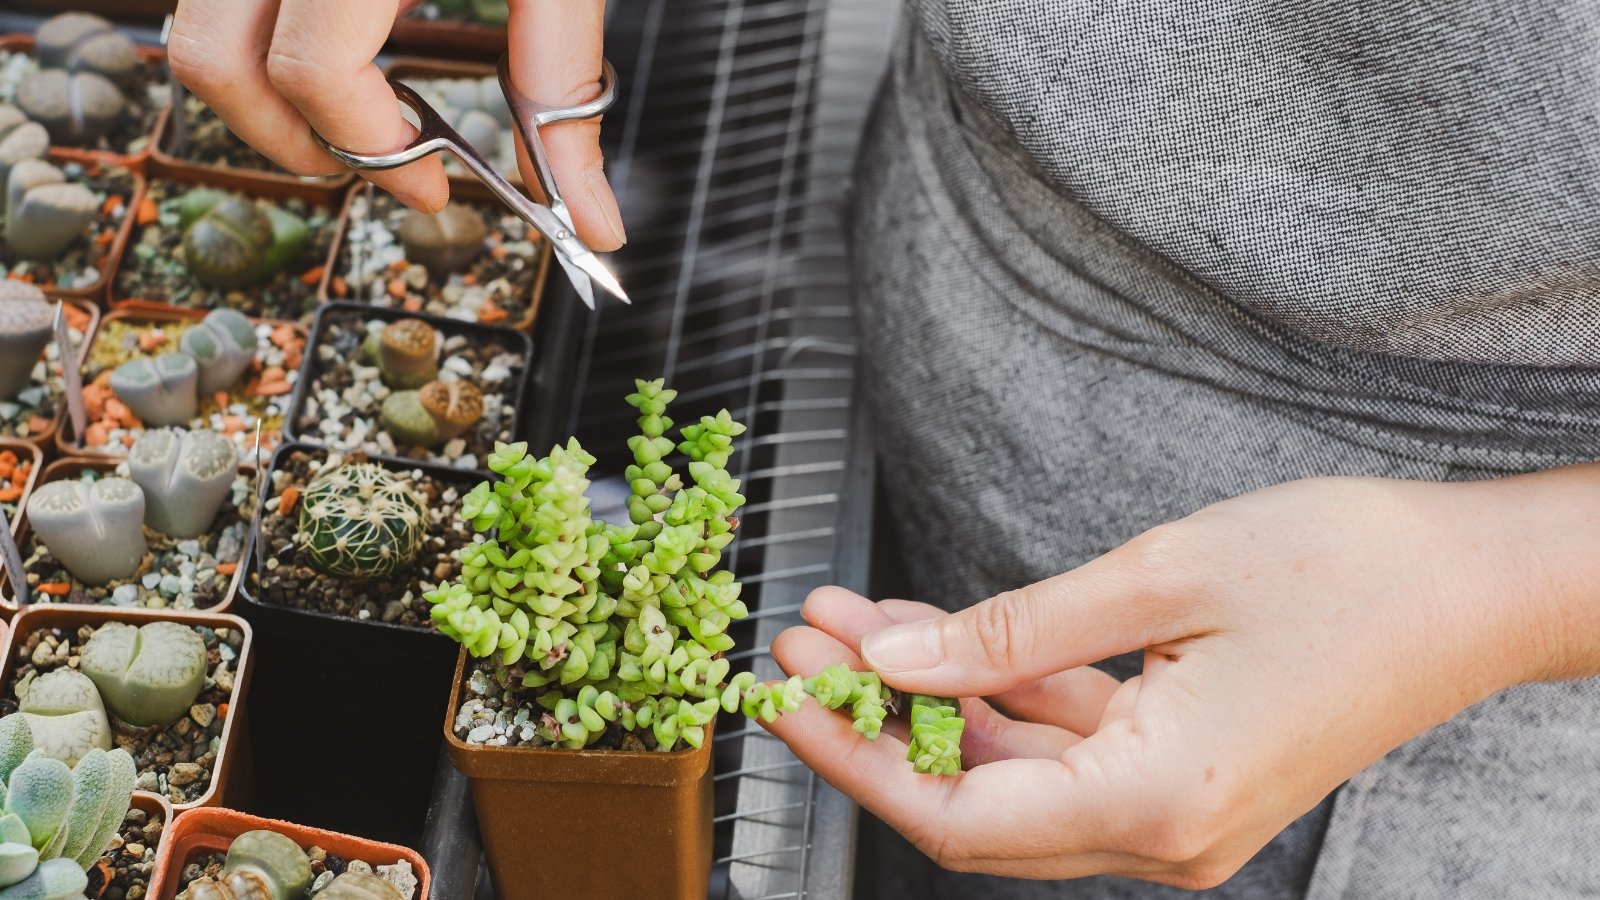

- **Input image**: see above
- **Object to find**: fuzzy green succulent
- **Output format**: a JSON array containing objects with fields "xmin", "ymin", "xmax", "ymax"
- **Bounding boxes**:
[
  {"xmin": 296, "ymin": 463, "xmax": 428, "ymax": 579},
  {"xmin": 427, "ymin": 381, "xmax": 966, "ymax": 773}
]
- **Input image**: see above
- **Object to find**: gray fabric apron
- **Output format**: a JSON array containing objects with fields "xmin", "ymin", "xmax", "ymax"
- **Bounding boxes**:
[{"xmin": 851, "ymin": 4, "xmax": 1600, "ymax": 897}]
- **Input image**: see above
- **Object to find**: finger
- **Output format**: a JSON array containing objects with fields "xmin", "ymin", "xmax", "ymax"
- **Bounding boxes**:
[
  {"xmin": 168, "ymin": 0, "xmax": 344, "ymax": 176},
  {"xmin": 506, "ymin": 0, "xmax": 626, "ymax": 249},
  {"xmin": 804, "ymin": 588, "xmax": 1123, "ymax": 734},
  {"xmin": 858, "ymin": 530, "xmax": 1203, "ymax": 696},
  {"xmin": 268, "ymin": 0, "xmax": 449, "ymax": 212}
]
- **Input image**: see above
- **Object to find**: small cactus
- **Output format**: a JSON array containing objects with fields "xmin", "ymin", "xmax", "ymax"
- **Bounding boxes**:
[
  {"xmin": 179, "ymin": 308, "xmax": 258, "ymax": 397},
  {"xmin": 79, "ymin": 622, "xmax": 208, "ymax": 729},
  {"xmin": 376, "ymin": 319, "xmax": 438, "ymax": 389},
  {"xmin": 179, "ymin": 829, "xmax": 311, "ymax": 900},
  {"xmin": 14, "ymin": 670, "xmax": 111, "ymax": 768},
  {"xmin": 179, "ymin": 190, "xmax": 308, "ymax": 288},
  {"xmin": 127, "ymin": 429, "xmax": 239, "ymax": 538},
  {"xmin": 109, "ymin": 352, "xmax": 199, "ymax": 428},
  {"xmin": 296, "ymin": 464, "xmax": 428, "ymax": 578},
  {"xmin": 0, "ymin": 281, "xmax": 52, "ymax": 402},
  {"xmin": 25, "ymin": 478, "xmax": 147, "ymax": 587},
  {"xmin": 319, "ymin": 872, "xmax": 405, "ymax": 900},
  {"xmin": 4, "ymin": 158, "xmax": 96, "ymax": 261},
  {"xmin": 419, "ymin": 380, "xmax": 483, "ymax": 442}
]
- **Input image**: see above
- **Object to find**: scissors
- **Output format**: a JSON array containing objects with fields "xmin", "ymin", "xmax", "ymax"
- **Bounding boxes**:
[{"xmin": 313, "ymin": 55, "xmax": 629, "ymax": 309}]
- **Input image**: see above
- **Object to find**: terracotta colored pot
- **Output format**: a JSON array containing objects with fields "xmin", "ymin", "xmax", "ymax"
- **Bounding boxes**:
[
  {"xmin": 0, "ymin": 456, "xmax": 251, "ymax": 617},
  {"xmin": 24, "ymin": 155, "xmax": 144, "ymax": 305},
  {"xmin": 108, "ymin": 168, "xmax": 344, "ymax": 313},
  {"xmin": 84, "ymin": 792, "xmax": 174, "ymax": 900},
  {"xmin": 386, "ymin": 17, "xmax": 506, "ymax": 59},
  {"xmin": 1, "ymin": 604, "xmax": 255, "ymax": 810},
  {"xmin": 13, "ymin": 298, "xmax": 98, "ymax": 455},
  {"xmin": 147, "ymin": 808, "xmax": 432, "ymax": 900},
  {"xmin": 0, "ymin": 35, "xmax": 169, "ymax": 170},
  {"xmin": 0, "ymin": 439, "xmax": 42, "ymax": 535},
  {"xmin": 58, "ymin": 304, "xmax": 303, "ymax": 463},
  {"xmin": 443, "ymin": 649, "xmax": 714, "ymax": 900},
  {"xmin": 147, "ymin": 104, "xmax": 355, "ymax": 202},
  {"xmin": 4, "ymin": 0, "xmax": 176, "ymax": 22}
]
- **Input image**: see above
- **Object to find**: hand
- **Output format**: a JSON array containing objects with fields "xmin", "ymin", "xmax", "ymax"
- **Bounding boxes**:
[
  {"xmin": 167, "ymin": 0, "xmax": 626, "ymax": 249},
  {"xmin": 765, "ymin": 471, "xmax": 1600, "ymax": 887}
]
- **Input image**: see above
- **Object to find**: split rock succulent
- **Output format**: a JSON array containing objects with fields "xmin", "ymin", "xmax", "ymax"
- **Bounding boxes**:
[
  {"xmin": 25, "ymin": 477, "xmax": 147, "ymax": 586},
  {"xmin": 127, "ymin": 428, "xmax": 239, "ymax": 538},
  {"xmin": 80, "ymin": 621, "xmax": 209, "ymax": 729},
  {"xmin": 0, "ymin": 281, "xmax": 52, "ymax": 402}
]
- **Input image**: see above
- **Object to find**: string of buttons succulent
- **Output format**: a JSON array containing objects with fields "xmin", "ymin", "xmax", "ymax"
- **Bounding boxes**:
[{"xmin": 427, "ymin": 380, "xmax": 965, "ymax": 774}]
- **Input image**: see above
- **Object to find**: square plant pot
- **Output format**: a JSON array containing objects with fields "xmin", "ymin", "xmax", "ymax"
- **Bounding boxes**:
[
  {"xmin": 147, "ymin": 808, "xmax": 431, "ymax": 900},
  {"xmin": 234, "ymin": 441, "xmax": 479, "ymax": 844},
  {"xmin": 0, "ymin": 34, "xmax": 170, "ymax": 167},
  {"xmin": 323, "ymin": 178, "xmax": 551, "ymax": 332},
  {"xmin": 0, "ymin": 298, "xmax": 97, "ymax": 452},
  {"xmin": 285, "ymin": 303, "xmax": 532, "ymax": 474},
  {"xmin": 86, "ymin": 791, "xmax": 173, "ymax": 900},
  {"xmin": 147, "ymin": 94, "xmax": 354, "ymax": 199},
  {"xmin": 0, "ymin": 455, "xmax": 253, "ymax": 616},
  {"xmin": 59, "ymin": 304, "xmax": 305, "ymax": 463},
  {"xmin": 1, "ymin": 156, "xmax": 141, "ymax": 302},
  {"xmin": 110, "ymin": 171, "xmax": 342, "ymax": 322},
  {"xmin": 444, "ymin": 649, "xmax": 715, "ymax": 900},
  {"xmin": 0, "ymin": 604, "xmax": 255, "ymax": 811},
  {"xmin": 386, "ymin": 13, "xmax": 506, "ymax": 59},
  {"xmin": 0, "ymin": 438, "xmax": 42, "ymax": 533}
]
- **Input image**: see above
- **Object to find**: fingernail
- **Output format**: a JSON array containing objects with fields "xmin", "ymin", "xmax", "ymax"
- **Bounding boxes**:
[
  {"xmin": 861, "ymin": 622, "xmax": 941, "ymax": 673},
  {"xmin": 586, "ymin": 165, "xmax": 627, "ymax": 246}
]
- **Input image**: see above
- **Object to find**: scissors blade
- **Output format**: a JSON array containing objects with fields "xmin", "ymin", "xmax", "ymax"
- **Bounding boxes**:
[{"xmin": 556, "ymin": 252, "xmax": 597, "ymax": 309}]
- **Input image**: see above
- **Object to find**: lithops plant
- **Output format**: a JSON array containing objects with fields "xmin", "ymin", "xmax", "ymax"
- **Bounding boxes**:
[
  {"xmin": 79, "ymin": 621, "xmax": 209, "ymax": 729},
  {"xmin": 398, "ymin": 205, "xmax": 486, "ymax": 274},
  {"xmin": 178, "ymin": 829, "xmax": 312, "ymax": 900},
  {"xmin": 25, "ymin": 478, "xmax": 147, "ymax": 586},
  {"xmin": 15, "ymin": 69, "xmax": 125, "ymax": 144},
  {"xmin": 34, "ymin": 13, "xmax": 142, "ymax": 88},
  {"xmin": 179, "ymin": 190, "xmax": 308, "ymax": 288},
  {"xmin": 319, "ymin": 872, "xmax": 405, "ymax": 900},
  {"xmin": 0, "ymin": 106, "xmax": 48, "ymax": 188},
  {"xmin": 127, "ymin": 429, "xmax": 239, "ymax": 538},
  {"xmin": 0, "ymin": 281, "xmax": 52, "ymax": 402},
  {"xmin": 381, "ymin": 371, "xmax": 481, "ymax": 449},
  {"xmin": 179, "ymin": 308, "xmax": 259, "ymax": 396},
  {"xmin": 379, "ymin": 391, "xmax": 438, "ymax": 449},
  {"xmin": 375, "ymin": 318, "xmax": 438, "ymax": 389},
  {"xmin": 109, "ymin": 352, "xmax": 199, "ymax": 427},
  {"xmin": 297, "ymin": 463, "xmax": 428, "ymax": 578},
  {"xmin": 3, "ymin": 158, "xmax": 97, "ymax": 260},
  {"xmin": 12, "ymin": 671, "xmax": 111, "ymax": 768}
]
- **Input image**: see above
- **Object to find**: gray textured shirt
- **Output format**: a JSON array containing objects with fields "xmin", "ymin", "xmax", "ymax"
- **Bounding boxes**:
[{"xmin": 852, "ymin": 3, "xmax": 1600, "ymax": 897}]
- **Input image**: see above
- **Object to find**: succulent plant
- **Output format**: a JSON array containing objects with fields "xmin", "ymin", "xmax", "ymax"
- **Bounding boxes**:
[
  {"xmin": 34, "ymin": 13, "xmax": 142, "ymax": 88},
  {"xmin": 906, "ymin": 695, "xmax": 964, "ymax": 776},
  {"xmin": 0, "ymin": 106, "xmax": 48, "ymax": 189},
  {"xmin": 319, "ymin": 872, "xmax": 405, "ymax": 900},
  {"xmin": 0, "ymin": 714, "xmax": 135, "ymax": 866},
  {"xmin": 398, "ymin": 205, "xmax": 486, "ymax": 274},
  {"xmin": 378, "ymin": 391, "xmax": 436, "ymax": 449},
  {"xmin": 296, "ymin": 463, "xmax": 428, "ymax": 579},
  {"xmin": 178, "ymin": 190, "xmax": 308, "ymax": 288},
  {"xmin": 471, "ymin": 0, "xmax": 510, "ymax": 24},
  {"xmin": 0, "ymin": 281, "xmax": 52, "ymax": 402},
  {"xmin": 381, "ymin": 380, "xmax": 483, "ymax": 449},
  {"xmin": 109, "ymin": 352, "xmax": 199, "ymax": 427},
  {"xmin": 13, "ymin": 671, "xmax": 111, "ymax": 768},
  {"xmin": 179, "ymin": 829, "xmax": 311, "ymax": 900},
  {"xmin": 79, "ymin": 621, "xmax": 209, "ymax": 729},
  {"xmin": 127, "ymin": 429, "xmax": 240, "ymax": 538},
  {"xmin": 179, "ymin": 308, "xmax": 259, "ymax": 396},
  {"xmin": 375, "ymin": 319, "xmax": 438, "ymax": 390},
  {"xmin": 15, "ymin": 69, "xmax": 124, "ymax": 144},
  {"xmin": 4, "ymin": 158, "xmax": 96, "ymax": 261},
  {"xmin": 25, "ymin": 478, "xmax": 147, "ymax": 586}
]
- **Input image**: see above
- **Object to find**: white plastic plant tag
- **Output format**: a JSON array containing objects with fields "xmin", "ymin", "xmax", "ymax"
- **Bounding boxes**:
[
  {"xmin": 53, "ymin": 303, "xmax": 86, "ymax": 447},
  {"xmin": 0, "ymin": 506, "xmax": 29, "ymax": 607},
  {"xmin": 251, "ymin": 420, "xmax": 268, "ymax": 581}
]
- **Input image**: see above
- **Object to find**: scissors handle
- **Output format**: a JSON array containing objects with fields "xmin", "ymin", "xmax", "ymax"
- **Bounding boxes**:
[{"xmin": 497, "ymin": 56, "xmax": 617, "ymax": 213}]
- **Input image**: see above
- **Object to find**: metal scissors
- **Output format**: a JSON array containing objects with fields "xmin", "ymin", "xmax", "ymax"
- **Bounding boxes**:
[{"xmin": 313, "ymin": 54, "xmax": 628, "ymax": 309}]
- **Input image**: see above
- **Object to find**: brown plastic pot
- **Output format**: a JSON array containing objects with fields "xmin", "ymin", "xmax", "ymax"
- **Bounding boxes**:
[
  {"xmin": 24, "ymin": 156, "xmax": 144, "ymax": 304},
  {"xmin": 10, "ymin": 298, "xmax": 97, "ymax": 456},
  {"xmin": 386, "ymin": 16, "xmax": 506, "ymax": 59},
  {"xmin": 444, "ymin": 649, "xmax": 714, "ymax": 900},
  {"xmin": 0, "ymin": 439, "xmax": 42, "ymax": 535},
  {"xmin": 109, "ymin": 168, "xmax": 344, "ymax": 313},
  {"xmin": 0, "ymin": 456, "xmax": 250, "ymax": 617},
  {"xmin": 58, "ymin": 304, "xmax": 303, "ymax": 462},
  {"xmin": 5, "ymin": 0, "xmax": 176, "ymax": 21},
  {"xmin": 0, "ymin": 36, "xmax": 169, "ymax": 170},
  {"xmin": 147, "ymin": 808, "xmax": 432, "ymax": 900},
  {"xmin": 148, "ymin": 105, "xmax": 354, "ymax": 202},
  {"xmin": 1, "ymin": 604, "xmax": 254, "ymax": 810},
  {"xmin": 86, "ymin": 792, "xmax": 175, "ymax": 899}
]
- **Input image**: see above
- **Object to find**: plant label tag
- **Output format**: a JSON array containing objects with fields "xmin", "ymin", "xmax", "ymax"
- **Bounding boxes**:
[
  {"xmin": 52, "ymin": 303, "xmax": 86, "ymax": 447},
  {"xmin": 251, "ymin": 421, "xmax": 268, "ymax": 583},
  {"xmin": 0, "ymin": 506, "xmax": 28, "ymax": 607}
]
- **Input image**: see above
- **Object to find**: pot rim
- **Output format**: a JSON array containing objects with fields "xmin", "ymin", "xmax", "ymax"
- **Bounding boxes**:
[
  {"xmin": 0, "ymin": 35, "xmax": 168, "ymax": 172},
  {"xmin": 0, "ymin": 438, "xmax": 43, "ymax": 538}
]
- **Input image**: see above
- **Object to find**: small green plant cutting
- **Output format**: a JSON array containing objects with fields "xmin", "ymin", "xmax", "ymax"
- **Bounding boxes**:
[{"xmin": 426, "ymin": 380, "xmax": 966, "ymax": 774}]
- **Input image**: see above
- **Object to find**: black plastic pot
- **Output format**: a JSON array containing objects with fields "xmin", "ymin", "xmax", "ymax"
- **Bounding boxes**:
[
  {"xmin": 282, "ymin": 302, "xmax": 535, "ymax": 475},
  {"xmin": 235, "ymin": 440, "xmax": 485, "ymax": 846}
]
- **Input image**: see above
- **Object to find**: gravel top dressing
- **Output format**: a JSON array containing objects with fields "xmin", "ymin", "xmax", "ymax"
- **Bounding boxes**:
[
  {"xmin": 0, "ymin": 49, "xmax": 167, "ymax": 157},
  {"xmin": 0, "ymin": 303, "xmax": 89, "ymax": 442}
]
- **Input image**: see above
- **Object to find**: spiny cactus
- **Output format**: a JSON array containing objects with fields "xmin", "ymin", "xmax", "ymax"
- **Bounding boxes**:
[
  {"xmin": 25, "ymin": 477, "xmax": 147, "ymax": 586},
  {"xmin": 376, "ymin": 319, "xmax": 438, "ymax": 390},
  {"xmin": 79, "ymin": 621, "xmax": 208, "ymax": 729},
  {"xmin": 179, "ymin": 829, "xmax": 311, "ymax": 900},
  {"xmin": 4, "ymin": 158, "xmax": 96, "ymax": 261},
  {"xmin": 179, "ymin": 308, "xmax": 258, "ymax": 397},
  {"xmin": 296, "ymin": 463, "xmax": 428, "ymax": 578},
  {"xmin": 127, "ymin": 428, "xmax": 239, "ymax": 538},
  {"xmin": 109, "ymin": 352, "xmax": 199, "ymax": 428},
  {"xmin": 179, "ymin": 190, "xmax": 308, "ymax": 289},
  {"xmin": 14, "ymin": 671, "xmax": 110, "ymax": 768},
  {"xmin": 0, "ymin": 281, "xmax": 52, "ymax": 402}
]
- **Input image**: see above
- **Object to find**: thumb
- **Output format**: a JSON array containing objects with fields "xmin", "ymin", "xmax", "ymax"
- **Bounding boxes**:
[{"xmin": 861, "ymin": 530, "xmax": 1199, "ymax": 696}]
